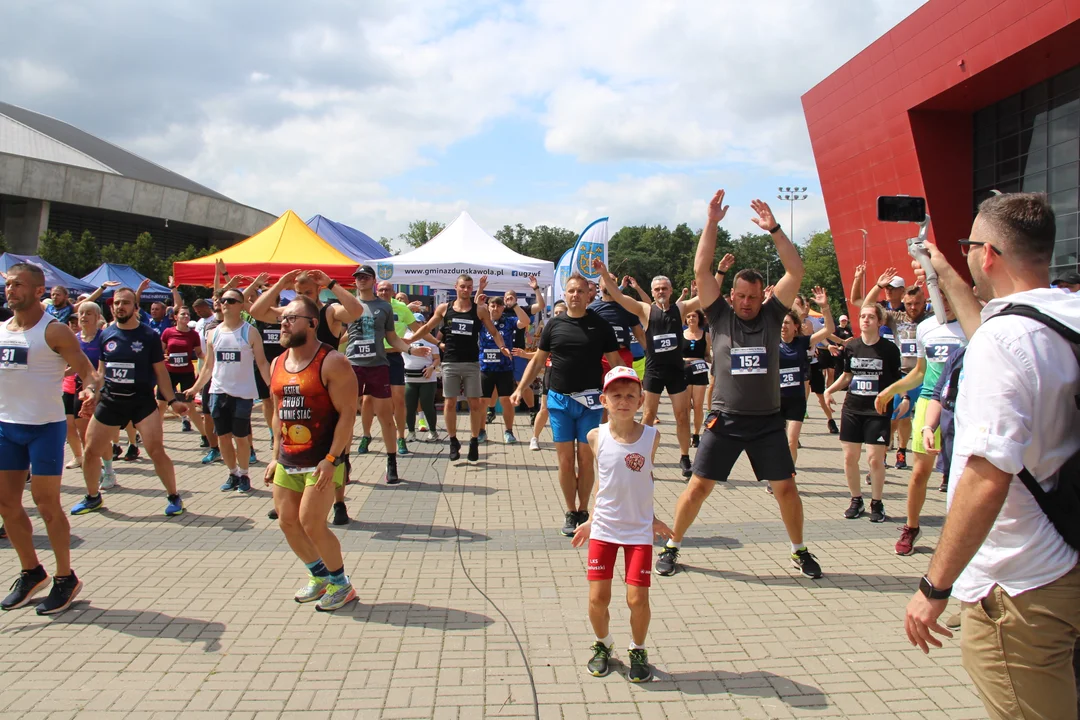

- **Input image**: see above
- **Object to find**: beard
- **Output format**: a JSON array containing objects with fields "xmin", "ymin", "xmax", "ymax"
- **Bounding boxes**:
[
  {"xmin": 114, "ymin": 309, "xmax": 133, "ymax": 322},
  {"xmin": 281, "ymin": 328, "xmax": 307, "ymax": 348}
]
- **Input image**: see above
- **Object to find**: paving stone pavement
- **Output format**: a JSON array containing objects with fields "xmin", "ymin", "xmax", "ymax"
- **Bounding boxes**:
[{"xmin": 0, "ymin": 399, "xmax": 989, "ymax": 720}]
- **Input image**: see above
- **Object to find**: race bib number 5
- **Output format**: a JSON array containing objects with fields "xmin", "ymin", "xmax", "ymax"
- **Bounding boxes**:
[
  {"xmin": 570, "ymin": 390, "xmax": 601, "ymax": 409},
  {"xmin": 730, "ymin": 346, "xmax": 767, "ymax": 375}
]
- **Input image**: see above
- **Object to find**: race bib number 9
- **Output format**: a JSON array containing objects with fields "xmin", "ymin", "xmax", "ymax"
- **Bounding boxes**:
[
  {"xmin": 105, "ymin": 361, "xmax": 135, "ymax": 384},
  {"xmin": 850, "ymin": 374, "xmax": 880, "ymax": 397},
  {"xmin": 652, "ymin": 333, "xmax": 678, "ymax": 353},
  {"xmin": 216, "ymin": 349, "xmax": 240, "ymax": 363},
  {"xmin": 900, "ymin": 340, "xmax": 918, "ymax": 357},
  {"xmin": 730, "ymin": 346, "xmax": 767, "ymax": 375},
  {"xmin": 0, "ymin": 344, "xmax": 29, "ymax": 369},
  {"xmin": 780, "ymin": 367, "xmax": 801, "ymax": 388},
  {"xmin": 451, "ymin": 318, "xmax": 473, "ymax": 336}
]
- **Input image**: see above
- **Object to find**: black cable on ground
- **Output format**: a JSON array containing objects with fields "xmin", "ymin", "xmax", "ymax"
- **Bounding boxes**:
[{"xmin": 429, "ymin": 447, "xmax": 540, "ymax": 720}]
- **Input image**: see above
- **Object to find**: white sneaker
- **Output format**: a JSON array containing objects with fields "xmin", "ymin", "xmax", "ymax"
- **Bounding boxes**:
[
  {"xmin": 100, "ymin": 469, "xmax": 118, "ymax": 490},
  {"xmin": 406, "ymin": 431, "xmax": 417, "ymax": 443},
  {"xmin": 529, "ymin": 437, "xmax": 540, "ymax": 451},
  {"xmin": 427, "ymin": 430, "xmax": 439, "ymax": 443}
]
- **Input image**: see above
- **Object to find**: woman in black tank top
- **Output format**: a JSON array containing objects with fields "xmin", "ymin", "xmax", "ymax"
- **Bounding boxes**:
[{"xmin": 681, "ymin": 309, "xmax": 711, "ymax": 445}]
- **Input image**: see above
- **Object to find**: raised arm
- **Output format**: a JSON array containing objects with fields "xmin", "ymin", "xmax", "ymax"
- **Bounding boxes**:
[
  {"xmin": 306, "ymin": 270, "xmax": 363, "ymax": 324},
  {"xmin": 862, "ymin": 267, "xmax": 896, "ymax": 308},
  {"xmin": 411, "ymin": 303, "xmax": 448, "ymax": 342},
  {"xmin": 476, "ymin": 304, "xmax": 511, "ymax": 358},
  {"xmin": 76, "ymin": 280, "xmax": 121, "ymax": 309},
  {"xmin": 595, "ymin": 261, "xmax": 650, "ymax": 327},
  {"xmin": 694, "ymin": 189, "xmax": 730, "ymax": 310},
  {"xmin": 249, "ymin": 269, "xmax": 300, "ymax": 322},
  {"xmin": 751, "ymin": 199, "xmax": 803, "ymax": 308},
  {"xmin": 849, "ymin": 262, "xmax": 867, "ymax": 307},
  {"xmin": 808, "ymin": 287, "xmax": 836, "ymax": 345},
  {"xmin": 624, "ymin": 276, "xmax": 652, "ymax": 304}
]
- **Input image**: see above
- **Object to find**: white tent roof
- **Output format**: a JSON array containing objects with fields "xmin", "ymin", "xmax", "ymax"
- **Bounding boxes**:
[{"xmin": 373, "ymin": 211, "xmax": 555, "ymax": 291}]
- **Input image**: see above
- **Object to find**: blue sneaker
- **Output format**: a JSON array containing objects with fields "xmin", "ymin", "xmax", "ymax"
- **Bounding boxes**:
[
  {"xmin": 220, "ymin": 473, "xmax": 239, "ymax": 492},
  {"xmin": 165, "ymin": 495, "xmax": 184, "ymax": 516},
  {"xmin": 397, "ymin": 438, "xmax": 409, "ymax": 456},
  {"xmin": 356, "ymin": 436, "xmax": 371, "ymax": 455},
  {"xmin": 249, "ymin": 447, "xmax": 257, "ymax": 464},
  {"xmin": 237, "ymin": 475, "xmax": 251, "ymax": 494},
  {"xmin": 71, "ymin": 494, "xmax": 103, "ymax": 515},
  {"xmin": 201, "ymin": 448, "xmax": 221, "ymax": 465},
  {"xmin": 478, "ymin": 429, "xmax": 487, "ymax": 443}
]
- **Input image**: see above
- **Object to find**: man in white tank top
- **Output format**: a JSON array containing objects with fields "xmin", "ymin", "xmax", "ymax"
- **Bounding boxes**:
[
  {"xmin": 0, "ymin": 263, "xmax": 101, "ymax": 616},
  {"xmin": 188, "ymin": 288, "xmax": 271, "ymax": 494},
  {"xmin": 571, "ymin": 366, "xmax": 673, "ymax": 684}
]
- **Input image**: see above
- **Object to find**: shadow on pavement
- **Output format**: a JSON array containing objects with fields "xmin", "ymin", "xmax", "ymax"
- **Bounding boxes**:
[
  {"xmin": 682, "ymin": 565, "xmax": 918, "ymax": 593},
  {"xmin": 97, "ymin": 508, "xmax": 255, "ymax": 533},
  {"xmin": 341, "ymin": 601, "xmax": 494, "ymax": 630},
  {"xmin": 21, "ymin": 534, "xmax": 84, "ymax": 550},
  {"xmin": 354, "ymin": 479, "xmax": 498, "ymax": 496},
  {"xmin": 3, "ymin": 605, "xmax": 226, "ymax": 652},
  {"xmin": 639, "ymin": 667, "xmax": 827, "ymax": 707},
  {"xmin": 343, "ymin": 520, "xmax": 490, "ymax": 544}
]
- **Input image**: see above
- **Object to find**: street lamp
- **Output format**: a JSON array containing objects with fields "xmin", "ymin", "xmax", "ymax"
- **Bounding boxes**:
[{"xmin": 774, "ymin": 187, "xmax": 808, "ymax": 284}]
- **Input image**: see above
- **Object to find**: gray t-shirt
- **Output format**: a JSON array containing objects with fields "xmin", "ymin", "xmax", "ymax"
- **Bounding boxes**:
[
  {"xmin": 345, "ymin": 298, "xmax": 394, "ymax": 367},
  {"xmin": 707, "ymin": 295, "xmax": 789, "ymax": 416}
]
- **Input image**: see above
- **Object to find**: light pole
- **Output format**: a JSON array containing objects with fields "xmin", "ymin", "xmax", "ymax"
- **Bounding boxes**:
[{"xmin": 775, "ymin": 187, "xmax": 808, "ymax": 285}]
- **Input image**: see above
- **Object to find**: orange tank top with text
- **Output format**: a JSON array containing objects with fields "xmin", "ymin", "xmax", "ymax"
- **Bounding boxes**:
[{"xmin": 270, "ymin": 343, "xmax": 339, "ymax": 471}]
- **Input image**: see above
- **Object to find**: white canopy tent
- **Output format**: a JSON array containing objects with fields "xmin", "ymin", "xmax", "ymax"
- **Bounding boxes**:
[{"xmin": 373, "ymin": 211, "xmax": 555, "ymax": 292}]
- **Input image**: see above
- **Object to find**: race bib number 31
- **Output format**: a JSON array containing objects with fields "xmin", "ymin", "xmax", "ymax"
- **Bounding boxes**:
[
  {"xmin": 731, "ymin": 346, "xmax": 767, "ymax": 375},
  {"xmin": 0, "ymin": 344, "xmax": 29, "ymax": 369}
]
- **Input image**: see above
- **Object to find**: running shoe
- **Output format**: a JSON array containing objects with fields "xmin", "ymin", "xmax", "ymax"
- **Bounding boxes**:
[
  {"xmin": 406, "ymin": 431, "xmax": 418, "ymax": 443},
  {"xmin": 679, "ymin": 455, "xmax": 692, "ymax": 479},
  {"xmin": 35, "ymin": 572, "xmax": 82, "ymax": 616},
  {"xmin": 467, "ymin": 437, "xmax": 479, "ymax": 462},
  {"xmin": 938, "ymin": 478, "xmax": 948, "ymax": 492},
  {"xmin": 249, "ymin": 447, "xmax": 257, "ymax": 464},
  {"xmin": 386, "ymin": 456, "xmax": 400, "ymax": 485},
  {"xmin": 560, "ymin": 512, "xmax": 577, "ymax": 537},
  {"xmin": 315, "ymin": 581, "xmax": 356, "ymax": 611},
  {"xmin": 655, "ymin": 546, "xmax": 679, "ymax": 576},
  {"xmin": 268, "ymin": 508, "xmax": 279, "ymax": 520},
  {"xmin": 1, "ymin": 565, "xmax": 49, "ymax": 610},
  {"xmin": 181, "ymin": 418, "xmax": 192, "ymax": 433},
  {"xmin": 426, "ymin": 430, "xmax": 439, "ymax": 443},
  {"xmin": 843, "ymin": 496, "xmax": 864, "ymax": 519},
  {"xmin": 0, "ymin": 525, "xmax": 6, "ymax": 540},
  {"xmin": 691, "ymin": 433, "xmax": 699, "ymax": 448},
  {"xmin": 71, "ymin": 494, "xmax": 103, "ymax": 515},
  {"xmin": 220, "ymin": 473, "xmax": 240, "ymax": 492},
  {"xmin": 792, "ymin": 548, "xmax": 823, "ymax": 579},
  {"xmin": 627, "ymin": 648, "xmax": 652, "ymax": 683},
  {"xmin": 575, "ymin": 510, "xmax": 589, "ymax": 527},
  {"xmin": 895, "ymin": 525, "xmax": 920, "ymax": 556},
  {"xmin": 486, "ymin": 408, "xmax": 496, "ymax": 424},
  {"xmin": 827, "ymin": 419, "xmax": 839, "ymax": 434},
  {"xmin": 165, "ymin": 494, "xmax": 184, "ymax": 517},
  {"xmin": 945, "ymin": 613, "xmax": 961, "ymax": 631},
  {"xmin": 112, "ymin": 443, "xmax": 122, "ymax": 460},
  {"xmin": 869, "ymin": 499, "xmax": 886, "ymax": 523},
  {"xmin": 199, "ymin": 435, "xmax": 209, "ymax": 448},
  {"xmin": 397, "ymin": 438, "xmax": 409, "ymax": 456},
  {"xmin": 418, "ymin": 418, "xmax": 429, "ymax": 432},
  {"xmin": 100, "ymin": 469, "xmax": 118, "ymax": 491},
  {"xmin": 65, "ymin": 457, "xmax": 82, "ymax": 469},
  {"xmin": 124, "ymin": 444, "xmax": 139, "ymax": 462},
  {"xmin": 332, "ymin": 502, "xmax": 349, "ymax": 526},
  {"xmin": 529, "ymin": 437, "xmax": 540, "ymax": 451},
  {"xmin": 201, "ymin": 448, "xmax": 220, "ymax": 464},
  {"xmin": 449, "ymin": 436, "xmax": 461, "ymax": 461},
  {"xmin": 136, "ymin": 433, "xmax": 142, "ymax": 445},
  {"xmin": 294, "ymin": 575, "xmax": 329, "ymax": 604},
  {"xmin": 237, "ymin": 475, "xmax": 252, "ymax": 494},
  {"xmin": 504, "ymin": 430, "xmax": 517, "ymax": 444},
  {"xmin": 587, "ymin": 642, "xmax": 613, "ymax": 677},
  {"xmin": 356, "ymin": 436, "xmax": 371, "ymax": 455},
  {"xmin": 894, "ymin": 449, "xmax": 908, "ymax": 470},
  {"xmin": 477, "ymin": 429, "xmax": 487, "ymax": 444}
]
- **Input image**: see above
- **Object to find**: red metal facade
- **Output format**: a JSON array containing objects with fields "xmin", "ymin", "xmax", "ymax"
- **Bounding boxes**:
[{"xmin": 803, "ymin": 0, "xmax": 1080, "ymax": 300}]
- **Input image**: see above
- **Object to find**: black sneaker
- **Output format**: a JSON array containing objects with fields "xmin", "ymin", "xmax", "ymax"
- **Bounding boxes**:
[
  {"xmin": 894, "ymin": 449, "xmax": 909, "ymax": 470},
  {"xmin": 332, "ymin": 502, "xmax": 349, "ymax": 526},
  {"xmin": 181, "ymin": 418, "xmax": 192, "ymax": 433},
  {"xmin": 627, "ymin": 648, "xmax": 652, "ymax": 683},
  {"xmin": 386, "ymin": 455, "xmax": 400, "ymax": 485},
  {"xmin": 124, "ymin": 444, "xmax": 139, "ymax": 462},
  {"xmin": 792, "ymin": 548, "xmax": 823, "ymax": 579},
  {"xmin": 655, "ymin": 546, "xmax": 679, "ymax": 576},
  {"xmin": 199, "ymin": 435, "xmax": 210, "ymax": 448},
  {"xmin": 0, "ymin": 525, "xmax": 6, "ymax": 540},
  {"xmin": 587, "ymin": 642, "xmax": 613, "ymax": 677},
  {"xmin": 112, "ymin": 443, "xmax": 123, "ymax": 460},
  {"xmin": 679, "ymin": 455, "xmax": 692, "ymax": 479},
  {"xmin": 467, "ymin": 438, "xmax": 479, "ymax": 462},
  {"xmin": 486, "ymin": 408, "xmax": 496, "ymax": 424},
  {"xmin": 869, "ymin": 499, "xmax": 886, "ymax": 523},
  {"xmin": 938, "ymin": 478, "xmax": 948, "ymax": 492},
  {"xmin": 575, "ymin": 510, "xmax": 589, "ymax": 528},
  {"xmin": 691, "ymin": 433, "xmax": 699, "ymax": 448},
  {"xmin": 268, "ymin": 508, "xmax": 279, "ymax": 520},
  {"xmin": 844, "ymin": 497, "xmax": 864, "ymax": 519},
  {"xmin": 2, "ymin": 565, "xmax": 49, "ymax": 610},
  {"xmin": 827, "ymin": 419, "xmax": 839, "ymax": 434},
  {"xmin": 449, "ymin": 437, "xmax": 461, "ymax": 461},
  {"xmin": 35, "ymin": 572, "xmax": 82, "ymax": 616},
  {"xmin": 561, "ymin": 512, "xmax": 577, "ymax": 537}
]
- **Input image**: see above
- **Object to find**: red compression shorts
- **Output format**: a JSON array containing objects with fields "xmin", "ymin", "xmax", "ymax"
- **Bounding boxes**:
[{"xmin": 587, "ymin": 539, "xmax": 652, "ymax": 587}]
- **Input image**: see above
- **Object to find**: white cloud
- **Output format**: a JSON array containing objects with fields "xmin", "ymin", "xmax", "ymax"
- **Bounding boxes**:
[{"xmin": 0, "ymin": 59, "xmax": 73, "ymax": 95}]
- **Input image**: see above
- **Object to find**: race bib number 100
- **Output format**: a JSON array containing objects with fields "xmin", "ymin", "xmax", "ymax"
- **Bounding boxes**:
[
  {"xmin": 730, "ymin": 347, "xmax": 767, "ymax": 375},
  {"xmin": 850, "ymin": 374, "xmax": 880, "ymax": 397}
]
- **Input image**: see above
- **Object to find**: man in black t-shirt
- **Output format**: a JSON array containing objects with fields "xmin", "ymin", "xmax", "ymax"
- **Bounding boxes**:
[
  {"xmin": 824, "ymin": 304, "xmax": 902, "ymax": 523},
  {"xmin": 511, "ymin": 274, "xmax": 622, "ymax": 537}
]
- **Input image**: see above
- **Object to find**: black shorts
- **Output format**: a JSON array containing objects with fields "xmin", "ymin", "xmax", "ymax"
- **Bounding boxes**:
[
  {"xmin": 157, "ymin": 371, "xmax": 197, "ymax": 402},
  {"xmin": 692, "ymin": 412, "xmax": 795, "ymax": 482},
  {"xmin": 208, "ymin": 393, "xmax": 254, "ymax": 438},
  {"xmin": 201, "ymin": 384, "xmax": 212, "ymax": 415},
  {"xmin": 816, "ymin": 351, "xmax": 834, "ymax": 371},
  {"xmin": 481, "ymin": 370, "xmax": 515, "ymax": 398},
  {"xmin": 94, "ymin": 392, "xmax": 159, "ymax": 428},
  {"xmin": 808, "ymin": 363, "xmax": 825, "ymax": 394},
  {"xmin": 643, "ymin": 364, "xmax": 687, "ymax": 395},
  {"xmin": 840, "ymin": 411, "xmax": 891, "ymax": 445},
  {"xmin": 780, "ymin": 394, "xmax": 807, "ymax": 422},
  {"xmin": 387, "ymin": 352, "xmax": 406, "ymax": 387},
  {"xmin": 684, "ymin": 360, "xmax": 710, "ymax": 387},
  {"xmin": 62, "ymin": 391, "xmax": 80, "ymax": 416},
  {"xmin": 254, "ymin": 364, "xmax": 271, "ymax": 401}
]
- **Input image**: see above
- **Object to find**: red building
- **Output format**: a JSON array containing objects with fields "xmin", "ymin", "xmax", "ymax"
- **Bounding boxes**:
[{"xmin": 803, "ymin": 0, "xmax": 1080, "ymax": 295}]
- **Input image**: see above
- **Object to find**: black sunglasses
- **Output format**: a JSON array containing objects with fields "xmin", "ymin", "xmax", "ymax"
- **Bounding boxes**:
[
  {"xmin": 220, "ymin": 297, "xmax": 243, "ymax": 305},
  {"xmin": 957, "ymin": 239, "xmax": 1003, "ymax": 257}
]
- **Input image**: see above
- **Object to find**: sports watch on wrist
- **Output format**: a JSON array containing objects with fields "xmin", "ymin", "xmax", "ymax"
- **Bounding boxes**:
[
  {"xmin": 918, "ymin": 575, "xmax": 951, "ymax": 600},
  {"xmin": 325, "ymin": 453, "xmax": 348, "ymax": 467}
]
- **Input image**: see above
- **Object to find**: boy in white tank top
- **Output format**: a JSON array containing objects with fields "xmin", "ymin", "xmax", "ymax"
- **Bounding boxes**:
[{"xmin": 572, "ymin": 366, "xmax": 673, "ymax": 683}]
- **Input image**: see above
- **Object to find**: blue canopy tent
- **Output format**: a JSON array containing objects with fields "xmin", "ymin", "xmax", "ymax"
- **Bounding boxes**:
[
  {"xmin": 0, "ymin": 253, "xmax": 97, "ymax": 299},
  {"xmin": 305, "ymin": 215, "xmax": 432, "ymax": 296},
  {"xmin": 82, "ymin": 263, "xmax": 173, "ymax": 302}
]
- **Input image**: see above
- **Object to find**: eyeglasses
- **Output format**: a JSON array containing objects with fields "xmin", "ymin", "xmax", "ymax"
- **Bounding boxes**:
[
  {"xmin": 354, "ymin": 274, "xmax": 374, "ymax": 281},
  {"xmin": 220, "ymin": 297, "xmax": 242, "ymax": 305},
  {"xmin": 280, "ymin": 315, "xmax": 316, "ymax": 325},
  {"xmin": 957, "ymin": 239, "xmax": 1003, "ymax": 257}
]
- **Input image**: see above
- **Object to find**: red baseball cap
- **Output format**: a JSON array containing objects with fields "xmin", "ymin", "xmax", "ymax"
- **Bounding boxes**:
[{"xmin": 603, "ymin": 365, "xmax": 642, "ymax": 391}]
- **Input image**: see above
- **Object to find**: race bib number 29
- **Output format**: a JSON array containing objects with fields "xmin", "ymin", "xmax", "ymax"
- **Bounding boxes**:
[{"xmin": 730, "ymin": 346, "xmax": 767, "ymax": 375}]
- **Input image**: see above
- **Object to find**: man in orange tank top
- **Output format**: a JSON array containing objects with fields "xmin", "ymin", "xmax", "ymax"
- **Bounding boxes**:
[{"xmin": 264, "ymin": 296, "xmax": 359, "ymax": 612}]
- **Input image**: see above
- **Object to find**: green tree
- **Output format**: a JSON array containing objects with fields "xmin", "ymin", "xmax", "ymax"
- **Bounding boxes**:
[
  {"xmin": 399, "ymin": 220, "xmax": 445, "ymax": 249},
  {"xmin": 609, "ymin": 224, "xmax": 733, "ymax": 297},
  {"xmin": 37, "ymin": 229, "xmax": 102, "ymax": 277},
  {"xmin": 496, "ymin": 224, "xmax": 578, "ymax": 265},
  {"xmin": 165, "ymin": 244, "xmax": 218, "ymax": 303},
  {"xmin": 377, "ymin": 237, "xmax": 400, "ymax": 256},
  {"xmin": 800, "ymin": 230, "xmax": 845, "ymax": 318}
]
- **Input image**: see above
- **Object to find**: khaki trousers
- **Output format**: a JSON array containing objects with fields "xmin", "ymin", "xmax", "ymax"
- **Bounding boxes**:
[{"xmin": 961, "ymin": 562, "xmax": 1080, "ymax": 720}]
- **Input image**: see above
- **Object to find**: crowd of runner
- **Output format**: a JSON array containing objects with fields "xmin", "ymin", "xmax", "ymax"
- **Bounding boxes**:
[{"xmin": 0, "ymin": 190, "xmax": 1077, "ymax": 715}]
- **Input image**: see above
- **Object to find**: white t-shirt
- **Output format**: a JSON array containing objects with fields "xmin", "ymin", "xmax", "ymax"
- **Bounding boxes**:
[
  {"xmin": 948, "ymin": 288, "xmax": 1080, "ymax": 603},
  {"xmin": 402, "ymin": 336, "xmax": 439, "ymax": 383},
  {"xmin": 591, "ymin": 423, "xmax": 658, "ymax": 546}
]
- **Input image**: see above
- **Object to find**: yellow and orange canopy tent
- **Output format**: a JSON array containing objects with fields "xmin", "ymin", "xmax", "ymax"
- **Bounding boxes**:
[{"xmin": 172, "ymin": 210, "xmax": 359, "ymax": 286}]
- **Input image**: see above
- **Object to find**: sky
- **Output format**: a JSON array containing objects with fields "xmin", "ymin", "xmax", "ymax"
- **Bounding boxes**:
[{"xmin": 2, "ymin": 0, "xmax": 927, "ymax": 251}]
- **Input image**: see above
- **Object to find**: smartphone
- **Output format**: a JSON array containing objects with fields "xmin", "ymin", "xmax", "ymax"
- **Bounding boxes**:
[{"xmin": 877, "ymin": 196, "xmax": 926, "ymax": 223}]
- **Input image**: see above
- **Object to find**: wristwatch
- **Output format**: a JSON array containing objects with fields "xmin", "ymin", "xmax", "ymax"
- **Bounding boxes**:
[
  {"xmin": 919, "ymin": 575, "xmax": 951, "ymax": 600},
  {"xmin": 325, "ymin": 453, "xmax": 348, "ymax": 467},
  {"xmin": 768, "ymin": 223, "xmax": 782, "ymax": 234},
  {"xmin": 327, "ymin": 279, "xmax": 337, "ymax": 290}
]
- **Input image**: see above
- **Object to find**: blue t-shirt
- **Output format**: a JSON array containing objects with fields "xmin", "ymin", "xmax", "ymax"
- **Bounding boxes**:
[
  {"xmin": 46, "ymin": 302, "xmax": 75, "ymax": 324},
  {"xmin": 479, "ymin": 314, "xmax": 517, "ymax": 373},
  {"xmin": 778, "ymin": 335, "xmax": 810, "ymax": 397},
  {"xmin": 140, "ymin": 309, "xmax": 174, "ymax": 336},
  {"xmin": 99, "ymin": 323, "xmax": 165, "ymax": 397},
  {"xmin": 587, "ymin": 299, "xmax": 640, "ymax": 349}
]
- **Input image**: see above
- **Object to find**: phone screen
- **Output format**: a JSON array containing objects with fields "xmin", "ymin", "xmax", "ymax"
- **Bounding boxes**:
[{"xmin": 877, "ymin": 196, "xmax": 926, "ymax": 223}]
